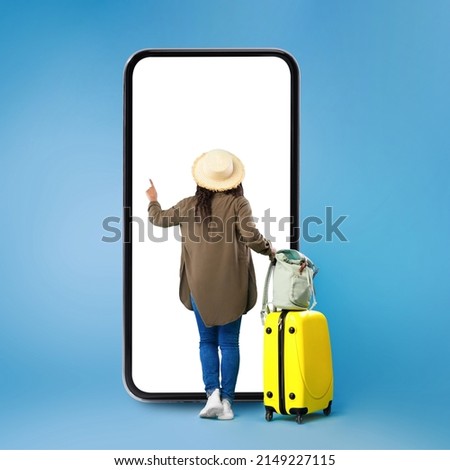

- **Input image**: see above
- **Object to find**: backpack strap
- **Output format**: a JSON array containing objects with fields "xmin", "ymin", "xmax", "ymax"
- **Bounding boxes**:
[{"xmin": 260, "ymin": 258, "xmax": 276, "ymax": 325}]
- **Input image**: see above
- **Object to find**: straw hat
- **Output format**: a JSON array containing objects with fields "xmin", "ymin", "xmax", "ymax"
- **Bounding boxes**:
[{"xmin": 192, "ymin": 149, "xmax": 245, "ymax": 191}]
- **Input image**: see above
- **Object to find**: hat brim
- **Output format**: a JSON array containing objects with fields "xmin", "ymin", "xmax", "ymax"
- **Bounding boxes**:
[{"xmin": 192, "ymin": 153, "xmax": 245, "ymax": 191}]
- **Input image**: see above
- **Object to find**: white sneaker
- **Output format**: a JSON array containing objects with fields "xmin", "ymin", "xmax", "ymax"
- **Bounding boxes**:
[
  {"xmin": 199, "ymin": 389, "xmax": 223, "ymax": 418},
  {"xmin": 218, "ymin": 399, "xmax": 234, "ymax": 420}
]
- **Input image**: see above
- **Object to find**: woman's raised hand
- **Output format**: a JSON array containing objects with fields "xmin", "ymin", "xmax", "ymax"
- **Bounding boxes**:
[{"xmin": 146, "ymin": 179, "xmax": 158, "ymax": 202}]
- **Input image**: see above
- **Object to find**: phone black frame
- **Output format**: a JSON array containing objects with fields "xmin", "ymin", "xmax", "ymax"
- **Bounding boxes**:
[{"xmin": 123, "ymin": 48, "xmax": 300, "ymax": 402}]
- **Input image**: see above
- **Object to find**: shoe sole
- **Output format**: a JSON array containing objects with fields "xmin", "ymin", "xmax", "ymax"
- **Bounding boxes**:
[{"xmin": 217, "ymin": 414, "xmax": 234, "ymax": 420}]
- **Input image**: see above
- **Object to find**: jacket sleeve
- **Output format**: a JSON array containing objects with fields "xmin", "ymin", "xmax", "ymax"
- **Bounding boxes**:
[
  {"xmin": 148, "ymin": 199, "xmax": 188, "ymax": 227},
  {"xmin": 236, "ymin": 197, "xmax": 273, "ymax": 255}
]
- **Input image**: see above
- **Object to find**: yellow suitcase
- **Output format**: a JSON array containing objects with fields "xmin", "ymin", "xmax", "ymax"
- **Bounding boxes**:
[{"xmin": 263, "ymin": 310, "xmax": 333, "ymax": 424}]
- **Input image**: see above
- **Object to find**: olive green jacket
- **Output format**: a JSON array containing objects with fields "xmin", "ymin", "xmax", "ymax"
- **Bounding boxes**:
[{"xmin": 148, "ymin": 193, "xmax": 272, "ymax": 326}]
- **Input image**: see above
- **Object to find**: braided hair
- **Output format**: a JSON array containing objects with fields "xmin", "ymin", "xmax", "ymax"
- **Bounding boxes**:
[{"xmin": 195, "ymin": 184, "xmax": 244, "ymax": 219}]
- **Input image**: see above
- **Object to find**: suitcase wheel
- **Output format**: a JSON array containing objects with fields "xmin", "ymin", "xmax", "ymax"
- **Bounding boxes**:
[
  {"xmin": 323, "ymin": 401, "xmax": 332, "ymax": 416},
  {"xmin": 265, "ymin": 410, "xmax": 273, "ymax": 422},
  {"xmin": 295, "ymin": 412, "xmax": 304, "ymax": 425}
]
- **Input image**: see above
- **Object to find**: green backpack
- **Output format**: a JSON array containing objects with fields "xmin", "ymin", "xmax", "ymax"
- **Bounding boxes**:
[{"xmin": 261, "ymin": 249, "xmax": 318, "ymax": 324}]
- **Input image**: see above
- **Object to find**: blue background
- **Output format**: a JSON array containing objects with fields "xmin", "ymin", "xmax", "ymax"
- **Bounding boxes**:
[{"xmin": 1, "ymin": 0, "xmax": 449, "ymax": 450}]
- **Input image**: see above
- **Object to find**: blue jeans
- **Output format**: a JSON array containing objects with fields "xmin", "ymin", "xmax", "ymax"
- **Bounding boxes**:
[{"xmin": 191, "ymin": 295, "xmax": 241, "ymax": 403}]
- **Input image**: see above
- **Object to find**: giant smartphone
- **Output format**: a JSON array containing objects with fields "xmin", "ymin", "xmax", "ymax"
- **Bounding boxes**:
[{"xmin": 124, "ymin": 49, "xmax": 300, "ymax": 401}]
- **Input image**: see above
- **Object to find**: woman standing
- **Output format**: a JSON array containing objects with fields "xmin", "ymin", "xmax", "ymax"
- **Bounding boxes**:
[{"xmin": 146, "ymin": 149, "xmax": 274, "ymax": 420}]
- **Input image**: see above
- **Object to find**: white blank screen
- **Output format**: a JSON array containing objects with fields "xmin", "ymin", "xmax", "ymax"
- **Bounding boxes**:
[{"xmin": 131, "ymin": 55, "xmax": 293, "ymax": 395}]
